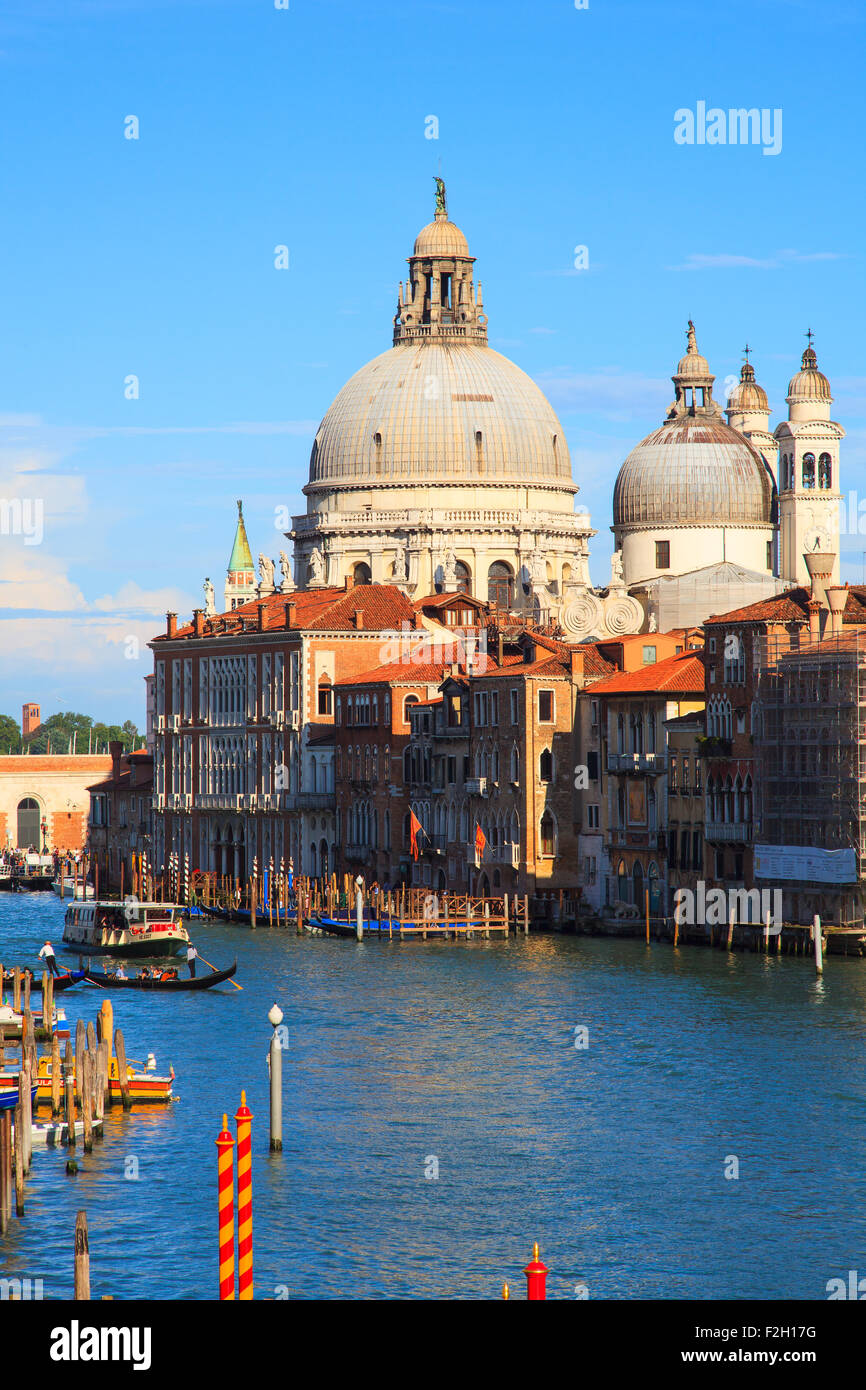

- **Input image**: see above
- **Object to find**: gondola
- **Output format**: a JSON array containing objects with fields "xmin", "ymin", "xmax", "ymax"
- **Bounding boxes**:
[
  {"xmin": 1, "ymin": 969, "xmax": 85, "ymax": 993},
  {"xmin": 83, "ymin": 961, "xmax": 237, "ymax": 991}
]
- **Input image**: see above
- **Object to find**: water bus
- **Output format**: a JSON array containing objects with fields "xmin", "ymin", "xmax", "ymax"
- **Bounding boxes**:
[{"xmin": 62, "ymin": 900, "xmax": 190, "ymax": 958}]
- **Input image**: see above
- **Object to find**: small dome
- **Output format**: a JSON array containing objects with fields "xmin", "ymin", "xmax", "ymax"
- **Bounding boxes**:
[
  {"xmin": 728, "ymin": 361, "xmax": 768, "ymax": 413},
  {"xmin": 787, "ymin": 346, "xmax": 831, "ymax": 402},
  {"xmin": 613, "ymin": 418, "xmax": 773, "ymax": 527},
  {"xmin": 413, "ymin": 217, "xmax": 471, "ymax": 258}
]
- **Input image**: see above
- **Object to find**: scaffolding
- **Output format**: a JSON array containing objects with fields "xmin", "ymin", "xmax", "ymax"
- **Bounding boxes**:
[{"xmin": 754, "ymin": 630, "xmax": 866, "ymax": 927}]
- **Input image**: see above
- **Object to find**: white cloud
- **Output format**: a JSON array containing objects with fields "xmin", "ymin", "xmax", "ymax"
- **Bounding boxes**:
[{"xmin": 669, "ymin": 249, "xmax": 845, "ymax": 271}]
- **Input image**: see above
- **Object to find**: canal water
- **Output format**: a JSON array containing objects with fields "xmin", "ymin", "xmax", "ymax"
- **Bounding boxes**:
[{"xmin": 1, "ymin": 892, "xmax": 864, "ymax": 1301}]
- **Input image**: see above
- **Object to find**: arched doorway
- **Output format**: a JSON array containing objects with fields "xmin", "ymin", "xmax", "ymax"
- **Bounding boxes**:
[
  {"xmin": 17, "ymin": 798, "xmax": 40, "ymax": 849},
  {"xmin": 353, "ymin": 562, "xmax": 372, "ymax": 586},
  {"xmin": 633, "ymin": 860, "xmax": 644, "ymax": 911},
  {"xmin": 488, "ymin": 561, "xmax": 514, "ymax": 609}
]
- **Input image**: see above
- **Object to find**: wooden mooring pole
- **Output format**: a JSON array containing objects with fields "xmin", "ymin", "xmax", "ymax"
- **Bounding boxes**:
[{"xmin": 74, "ymin": 1210, "xmax": 90, "ymax": 1300}]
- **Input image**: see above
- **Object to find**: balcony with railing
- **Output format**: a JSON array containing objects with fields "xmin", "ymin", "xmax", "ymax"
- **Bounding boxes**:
[
  {"xmin": 705, "ymin": 820, "xmax": 753, "ymax": 843},
  {"xmin": 607, "ymin": 752, "xmax": 664, "ymax": 774}
]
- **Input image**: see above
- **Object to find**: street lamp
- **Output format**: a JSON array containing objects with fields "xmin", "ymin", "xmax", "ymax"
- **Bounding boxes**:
[{"xmin": 267, "ymin": 1004, "xmax": 283, "ymax": 1153}]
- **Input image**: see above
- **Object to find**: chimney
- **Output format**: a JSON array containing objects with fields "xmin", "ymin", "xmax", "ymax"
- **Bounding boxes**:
[
  {"xmin": 285, "ymin": 601, "xmax": 296, "ymax": 629},
  {"xmin": 193, "ymin": 609, "xmax": 204, "ymax": 637},
  {"xmin": 497, "ymin": 631, "xmax": 504, "ymax": 667},
  {"xmin": 257, "ymin": 601, "xmax": 266, "ymax": 632},
  {"xmin": 166, "ymin": 612, "xmax": 177, "ymax": 638},
  {"xmin": 109, "ymin": 739, "xmax": 123, "ymax": 779},
  {"xmin": 807, "ymin": 599, "xmax": 822, "ymax": 643},
  {"xmin": 344, "ymin": 574, "xmax": 355, "ymax": 591},
  {"xmin": 353, "ymin": 609, "xmax": 364, "ymax": 630},
  {"xmin": 826, "ymin": 584, "xmax": 847, "ymax": 636},
  {"xmin": 569, "ymin": 648, "xmax": 585, "ymax": 681},
  {"xmin": 804, "ymin": 550, "xmax": 835, "ymax": 608}
]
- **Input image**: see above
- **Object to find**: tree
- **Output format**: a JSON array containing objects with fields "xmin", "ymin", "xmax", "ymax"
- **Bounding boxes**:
[
  {"xmin": 24, "ymin": 711, "xmax": 140, "ymax": 754},
  {"xmin": 0, "ymin": 714, "xmax": 21, "ymax": 753}
]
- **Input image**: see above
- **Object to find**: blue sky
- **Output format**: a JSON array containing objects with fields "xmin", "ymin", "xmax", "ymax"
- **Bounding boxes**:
[{"xmin": 0, "ymin": 0, "xmax": 863, "ymax": 724}]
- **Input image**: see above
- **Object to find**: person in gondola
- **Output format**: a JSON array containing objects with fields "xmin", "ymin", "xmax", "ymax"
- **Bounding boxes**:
[
  {"xmin": 115, "ymin": 965, "xmax": 127, "ymax": 980},
  {"xmin": 186, "ymin": 941, "xmax": 198, "ymax": 978},
  {"xmin": 38, "ymin": 940, "xmax": 62, "ymax": 977}
]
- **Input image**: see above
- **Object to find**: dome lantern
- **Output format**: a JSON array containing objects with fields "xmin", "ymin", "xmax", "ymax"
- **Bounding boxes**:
[
  {"xmin": 393, "ymin": 179, "xmax": 487, "ymax": 346},
  {"xmin": 667, "ymin": 320, "xmax": 719, "ymax": 419}
]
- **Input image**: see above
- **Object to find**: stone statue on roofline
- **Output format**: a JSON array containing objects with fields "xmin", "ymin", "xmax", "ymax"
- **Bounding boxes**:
[
  {"xmin": 610, "ymin": 550, "xmax": 625, "ymax": 589},
  {"xmin": 309, "ymin": 546, "xmax": 325, "ymax": 585},
  {"xmin": 203, "ymin": 576, "xmax": 215, "ymax": 616},
  {"xmin": 279, "ymin": 550, "xmax": 295, "ymax": 592},
  {"xmin": 258, "ymin": 553, "xmax": 275, "ymax": 593}
]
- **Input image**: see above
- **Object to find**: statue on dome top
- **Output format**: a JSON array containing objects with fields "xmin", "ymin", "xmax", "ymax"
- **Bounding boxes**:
[
  {"xmin": 434, "ymin": 176, "xmax": 447, "ymax": 217},
  {"xmin": 686, "ymin": 320, "xmax": 697, "ymax": 353}
]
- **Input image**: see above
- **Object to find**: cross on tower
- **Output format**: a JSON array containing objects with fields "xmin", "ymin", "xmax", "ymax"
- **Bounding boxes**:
[
  {"xmin": 805, "ymin": 327, "xmax": 815, "ymax": 347},
  {"xmin": 742, "ymin": 343, "xmax": 751, "ymax": 363}
]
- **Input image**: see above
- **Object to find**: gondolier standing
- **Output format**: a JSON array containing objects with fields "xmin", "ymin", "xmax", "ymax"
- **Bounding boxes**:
[
  {"xmin": 186, "ymin": 941, "xmax": 198, "ymax": 978},
  {"xmin": 38, "ymin": 940, "xmax": 62, "ymax": 977}
]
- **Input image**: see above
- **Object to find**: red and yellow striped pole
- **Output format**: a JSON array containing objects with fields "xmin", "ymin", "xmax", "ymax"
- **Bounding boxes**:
[
  {"xmin": 235, "ymin": 1091, "xmax": 253, "ymax": 1300},
  {"xmin": 215, "ymin": 1114, "xmax": 235, "ymax": 1300}
]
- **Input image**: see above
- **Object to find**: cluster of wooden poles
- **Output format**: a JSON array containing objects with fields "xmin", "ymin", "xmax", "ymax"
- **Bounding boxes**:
[{"xmin": 0, "ymin": 999, "xmax": 134, "ymax": 1234}]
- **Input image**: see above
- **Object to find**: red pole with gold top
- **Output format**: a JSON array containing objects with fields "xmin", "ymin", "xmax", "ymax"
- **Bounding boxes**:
[
  {"xmin": 235, "ymin": 1091, "xmax": 253, "ymax": 1300},
  {"xmin": 524, "ymin": 1242, "xmax": 548, "ymax": 1300},
  {"xmin": 215, "ymin": 1114, "xmax": 235, "ymax": 1300}
]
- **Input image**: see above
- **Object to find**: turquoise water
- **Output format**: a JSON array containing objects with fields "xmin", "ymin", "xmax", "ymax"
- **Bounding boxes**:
[{"xmin": 0, "ymin": 892, "xmax": 864, "ymax": 1300}]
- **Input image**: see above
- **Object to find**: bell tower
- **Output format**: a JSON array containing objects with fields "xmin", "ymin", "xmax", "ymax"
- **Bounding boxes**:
[
  {"xmin": 224, "ymin": 499, "xmax": 256, "ymax": 611},
  {"xmin": 774, "ymin": 335, "xmax": 843, "ymax": 588}
]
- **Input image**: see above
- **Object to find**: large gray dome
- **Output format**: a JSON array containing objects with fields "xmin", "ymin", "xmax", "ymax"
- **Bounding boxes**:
[{"xmin": 613, "ymin": 417, "xmax": 774, "ymax": 528}]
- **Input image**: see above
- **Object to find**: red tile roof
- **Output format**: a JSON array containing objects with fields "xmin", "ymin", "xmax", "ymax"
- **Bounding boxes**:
[
  {"xmin": 157, "ymin": 585, "xmax": 419, "ymax": 641},
  {"xmin": 704, "ymin": 585, "xmax": 866, "ymax": 627},
  {"xmin": 586, "ymin": 650, "xmax": 705, "ymax": 696}
]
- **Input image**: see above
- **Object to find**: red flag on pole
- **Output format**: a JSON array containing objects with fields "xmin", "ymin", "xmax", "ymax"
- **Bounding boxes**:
[
  {"xmin": 474, "ymin": 824, "xmax": 486, "ymax": 859},
  {"xmin": 410, "ymin": 810, "xmax": 424, "ymax": 861}
]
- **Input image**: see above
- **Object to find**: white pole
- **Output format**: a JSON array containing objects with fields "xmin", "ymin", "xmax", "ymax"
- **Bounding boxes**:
[
  {"xmin": 813, "ymin": 913, "xmax": 824, "ymax": 975},
  {"xmin": 355, "ymin": 887, "xmax": 364, "ymax": 941}
]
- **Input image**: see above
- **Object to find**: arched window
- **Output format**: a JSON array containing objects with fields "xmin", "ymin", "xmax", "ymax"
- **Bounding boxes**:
[
  {"xmin": 17, "ymin": 797, "xmax": 40, "ymax": 849},
  {"xmin": 539, "ymin": 747, "xmax": 553, "ymax": 783},
  {"xmin": 648, "ymin": 713, "xmax": 656, "ymax": 754},
  {"xmin": 540, "ymin": 810, "xmax": 556, "ymax": 857},
  {"xmin": 617, "ymin": 713, "xmax": 625, "ymax": 754},
  {"xmin": 488, "ymin": 561, "xmax": 514, "ymax": 609},
  {"xmin": 617, "ymin": 860, "xmax": 629, "ymax": 902},
  {"xmin": 510, "ymin": 745, "xmax": 520, "ymax": 783},
  {"xmin": 633, "ymin": 860, "xmax": 644, "ymax": 906},
  {"xmin": 403, "ymin": 694, "xmax": 419, "ymax": 725},
  {"xmin": 818, "ymin": 453, "xmax": 832, "ymax": 489},
  {"xmin": 353, "ymin": 561, "xmax": 372, "ymax": 586},
  {"xmin": 802, "ymin": 453, "xmax": 816, "ymax": 490},
  {"xmin": 317, "ymin": 675, "xmax": 332, "ymax": 715},
  {"xmin": 455, "ymin": 560, "xmax": 472, "ymax": 595}
]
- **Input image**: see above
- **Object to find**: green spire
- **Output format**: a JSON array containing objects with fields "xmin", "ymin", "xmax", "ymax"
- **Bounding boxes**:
[{"xmin": 228, "ymin": 499, "xmax": 254, "ymax": 574}]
